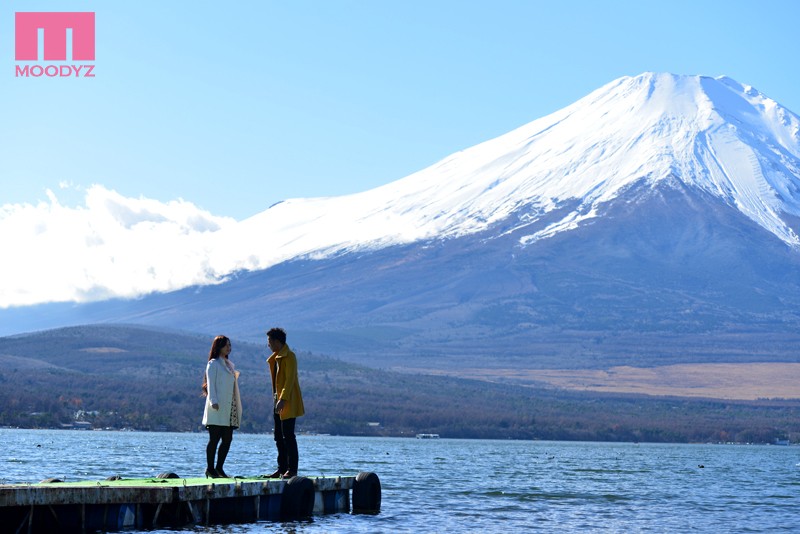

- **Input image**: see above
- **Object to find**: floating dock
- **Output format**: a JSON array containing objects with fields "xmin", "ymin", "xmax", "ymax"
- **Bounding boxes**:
[{"xmin": 0, "ymin": 471, "xmax": 381, "ymax": 533}]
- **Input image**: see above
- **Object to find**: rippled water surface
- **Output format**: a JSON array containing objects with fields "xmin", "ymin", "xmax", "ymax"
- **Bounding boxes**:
[{"xmin": 2, "ymin": 429, "xmax": 799, "ymax": 532}]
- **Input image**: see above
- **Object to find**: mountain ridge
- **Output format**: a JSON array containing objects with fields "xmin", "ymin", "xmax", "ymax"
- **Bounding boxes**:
[
  {"xmin": 3, "ymin": 72, "xmax": 800, "ymax": 309},
  {"xmin": 4, "ymin": 72, "xmax": 800, "ymax": 380},
  {"xmin": 5, "ymin": 174, "xmax": 800, "ymax": 372},
  {"xmin": 228, "ymin": 72, "xmax": 800, "ymax": 270},
  {"xmin": 2, "ymin": 324, "xmax": 798, "ymax": 442}
]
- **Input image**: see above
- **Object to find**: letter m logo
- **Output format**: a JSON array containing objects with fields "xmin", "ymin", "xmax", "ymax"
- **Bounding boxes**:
[{"xmin": 15, "ymin": 12, "xmax": 96, "ymax": 61}]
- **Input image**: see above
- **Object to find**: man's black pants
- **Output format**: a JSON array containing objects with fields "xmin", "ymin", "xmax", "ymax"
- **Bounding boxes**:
[{"xmin": 273, "ymin": 413, "xmax": 298, "ymax": 473}]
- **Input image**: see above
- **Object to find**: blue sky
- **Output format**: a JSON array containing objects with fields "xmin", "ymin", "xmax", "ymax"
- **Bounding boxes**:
[{"xmin": 2, "ymin": 0, "xmax": 799, "ymax": 220}]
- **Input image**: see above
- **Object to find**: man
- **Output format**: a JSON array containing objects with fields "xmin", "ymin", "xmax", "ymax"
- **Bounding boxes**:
[{"xmin": 264, "ymin": 327, "xmax": 305, "ymax": 478}]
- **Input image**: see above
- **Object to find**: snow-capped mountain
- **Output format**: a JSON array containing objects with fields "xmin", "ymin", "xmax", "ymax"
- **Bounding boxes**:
[
  {"xmin": 5, "ymin": 72, "xmax": 800, "ymax": 372},
  {"xmin": 4, "ymin": 72, "xmax": 800, "ymax": 309},
  {"xmin": 223, "ymin": 72, "xmax": 800, "ymax": 276}
]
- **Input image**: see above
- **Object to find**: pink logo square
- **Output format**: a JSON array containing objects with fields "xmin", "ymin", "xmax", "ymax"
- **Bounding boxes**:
[{"xmin": 15, "ymin": 12, "xmax": 95, "ymax": 61}]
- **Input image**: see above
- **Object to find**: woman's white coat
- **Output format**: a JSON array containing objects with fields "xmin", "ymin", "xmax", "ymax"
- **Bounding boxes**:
[{"xmin": 202, "ymin": 357, "xmax": 241, "ymax": 427}]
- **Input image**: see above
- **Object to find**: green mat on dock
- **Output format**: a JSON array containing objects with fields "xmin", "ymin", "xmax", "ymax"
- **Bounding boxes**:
[{"xmin": 12, "ymin": 474, "xmax": 345, "ymax": 488}]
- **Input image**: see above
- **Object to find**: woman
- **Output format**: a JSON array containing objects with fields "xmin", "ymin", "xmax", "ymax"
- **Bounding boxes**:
[{"xmin": 201, "ymin": 335, "xmax": 242, "ymax": 478}]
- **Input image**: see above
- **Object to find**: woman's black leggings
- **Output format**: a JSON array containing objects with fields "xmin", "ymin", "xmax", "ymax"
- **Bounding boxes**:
[{"xmin": 206, "ymin": 425, "xmax": 233, "ymax": 470}]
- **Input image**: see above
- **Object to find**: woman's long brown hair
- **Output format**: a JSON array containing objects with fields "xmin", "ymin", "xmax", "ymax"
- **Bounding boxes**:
[{"xmin": 201, "ymin": 335, "xmax": 230, "ymax": 397}]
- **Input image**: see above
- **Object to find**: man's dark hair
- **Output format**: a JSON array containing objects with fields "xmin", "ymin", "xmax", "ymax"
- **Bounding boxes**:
[{"xmin": 267, "ymin": 327, "xmax": 287, "ymax": 344}]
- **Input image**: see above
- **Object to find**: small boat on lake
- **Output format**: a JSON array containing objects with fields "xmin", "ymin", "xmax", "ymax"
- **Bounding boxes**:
[{"xmin": 415, "ymin": 433, "xmax": 440, "ymax": 439}]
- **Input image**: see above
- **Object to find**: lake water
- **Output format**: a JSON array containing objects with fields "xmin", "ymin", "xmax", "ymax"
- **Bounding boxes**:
[{"xmin": 1, "ymin": 429, "xmax": 798, "ymax": 532}]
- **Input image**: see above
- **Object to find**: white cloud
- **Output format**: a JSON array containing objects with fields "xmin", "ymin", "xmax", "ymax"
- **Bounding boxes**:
[{"xmin": 0, "ymin": 185, "xmax": 238, "ymax": 308}]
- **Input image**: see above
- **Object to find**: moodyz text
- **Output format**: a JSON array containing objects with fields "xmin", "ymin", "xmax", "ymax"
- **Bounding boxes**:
[{"xmin": 16, "ymin": 64, "xmax": 95, "ymax": 78}]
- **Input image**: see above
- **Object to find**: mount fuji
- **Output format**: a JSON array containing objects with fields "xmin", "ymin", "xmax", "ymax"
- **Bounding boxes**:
[{"xmin": 5, "ymin": 72, "xmax": 800, "ymax": 372}]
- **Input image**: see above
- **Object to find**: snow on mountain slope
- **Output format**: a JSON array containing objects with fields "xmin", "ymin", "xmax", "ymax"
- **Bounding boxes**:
[
  {"xmin": 5, "ymin": 72, "xmax": 800, "ymax": 309},
  {"xmin": 219, "ymin": 72, "xmax": 800, "ymax": 277}
]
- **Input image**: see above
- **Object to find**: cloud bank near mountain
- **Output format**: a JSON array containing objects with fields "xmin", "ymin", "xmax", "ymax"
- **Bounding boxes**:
[{"xmin": 0, "ymin": 185, "xmax": 237, "ymax": 307}]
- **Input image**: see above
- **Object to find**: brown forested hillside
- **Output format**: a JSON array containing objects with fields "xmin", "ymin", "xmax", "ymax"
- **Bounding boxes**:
[{"xmin": 0, "ymin": 325, "xmax": 798, "ymax": 443}]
